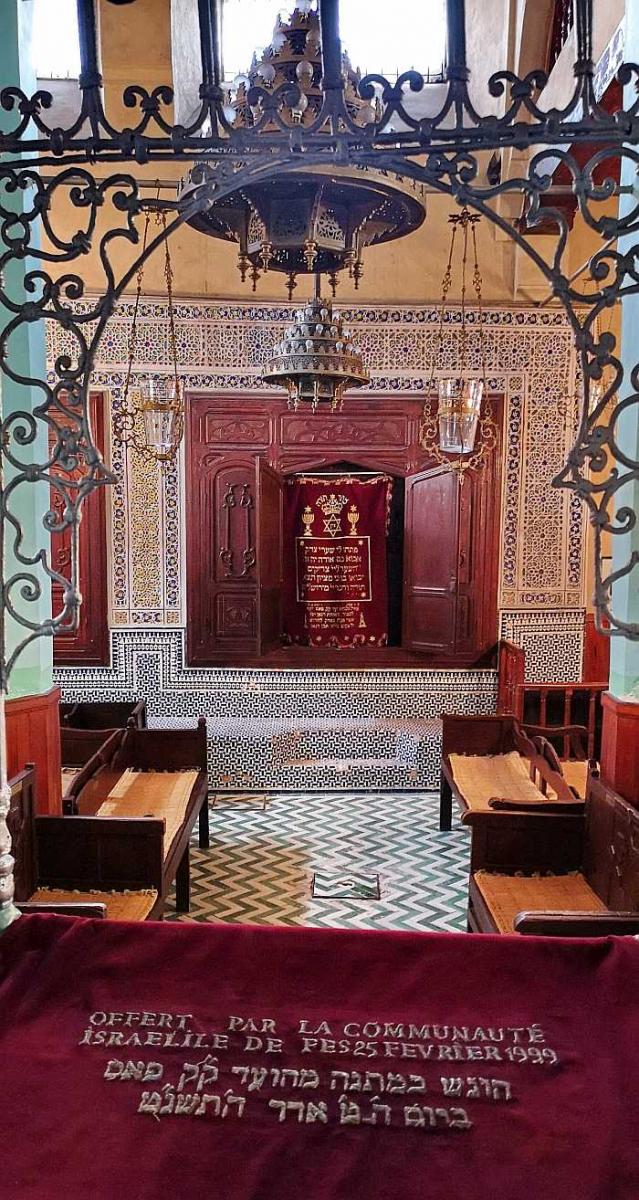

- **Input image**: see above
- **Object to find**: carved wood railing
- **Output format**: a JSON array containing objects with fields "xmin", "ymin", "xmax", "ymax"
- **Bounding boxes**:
[
  {"xmin": 497, "ymin": 640, "xmax": 607, "ymax": 760},
  {"xmin": 548, "ymin": 0, "xmax": 575, "ymax": 72}
]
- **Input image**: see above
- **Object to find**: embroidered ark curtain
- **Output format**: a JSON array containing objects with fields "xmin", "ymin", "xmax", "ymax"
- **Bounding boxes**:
[{"xmin": 283, "ymin": 474, "xmax": 392, "ymax": 648}]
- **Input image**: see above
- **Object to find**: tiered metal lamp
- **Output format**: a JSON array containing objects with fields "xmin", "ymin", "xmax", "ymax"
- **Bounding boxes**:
[{"xmin": 262, "ymin": 277, "xmax": 369, "ymax": 411}]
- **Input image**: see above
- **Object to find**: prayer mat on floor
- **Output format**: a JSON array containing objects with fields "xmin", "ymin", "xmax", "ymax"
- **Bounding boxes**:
[{"xmin": 0, "ymin": 914, "xmax": 638, "ymax": 1199}]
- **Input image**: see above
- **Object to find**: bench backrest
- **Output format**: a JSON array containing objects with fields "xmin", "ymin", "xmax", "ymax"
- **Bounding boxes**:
[
  {"xmin": 111, "ymin": 717, "xmax": 208, "ymax": 772},
  {"xmin": 64, "ymin": 727, "xmax": 127, "ymax": 813},
  {"xmin": 441, "ymin": 714, "xmax": 517, "ymax": 758},
  {"xmin": 61, "ymin": 726, "xmax": 119, "ymax": 769},
  {"xmin": 584, "ymin": 777, "xmax": 639, "ymax": 910},
  {"xmin": 60, "ymin": 700, "xmax": 147, "ymax": 730},
  {"xmin": 7, "ymin": 766, "xmax": 37, "ymax": 902},
  {"xmin": 36, "ymin": 815, "xmax": 164, "ymax": 892}
]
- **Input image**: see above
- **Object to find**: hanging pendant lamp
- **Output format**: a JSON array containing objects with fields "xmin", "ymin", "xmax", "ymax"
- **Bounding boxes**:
[
  {"xmin": 112, "ymin": 207, "xmax": 185, "ymax": 467},
  {"xmin": 262, "ymin": 274, "xmax": 369, "ymax": 411},
  {"xmin": 420, "ymin": 207, "xmax": 497, "ymax": 481}
]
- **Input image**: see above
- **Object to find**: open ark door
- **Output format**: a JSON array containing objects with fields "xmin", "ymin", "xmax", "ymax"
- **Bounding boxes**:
[
  {"xmin": 256, "ymin": 458, "xmax": 283, "ymax": 653},
  {"xmin": 51, "ymin": 390, "xmax": 109, "ymax": 665},
  {"xmin": 403, "ymin": 450, "xmax": 500, "ymax": 661},
  {"xmin": 403, "ymin": 466, "xmax": 459, "ymax": 655}
]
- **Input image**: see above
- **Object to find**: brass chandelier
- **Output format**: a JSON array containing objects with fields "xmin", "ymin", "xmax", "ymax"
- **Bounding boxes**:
[
  {"xmin": 420, "ymin": 207, "xmax": 497, "ymax": 482},
  {"xmin": 262, "ymin": 275, "xmax": 369, "ymax": 411},
  {"xmin": 182, "ymin": 3, "xmax": 426, "ymax": 298},
  {"xmin": 112, "ymin": 208, "xmax": 185, "ymax": 467}
]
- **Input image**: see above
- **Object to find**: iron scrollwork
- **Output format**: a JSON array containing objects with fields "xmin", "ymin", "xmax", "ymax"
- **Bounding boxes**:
[{"xmin": 0, "ymin": 0, "xmax": 638, "ymax": 702}]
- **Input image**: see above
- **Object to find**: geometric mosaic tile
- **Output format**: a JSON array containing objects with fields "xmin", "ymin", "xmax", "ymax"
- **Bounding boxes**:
[
  {"xmin": 166, "ymin": 790, "xmax": 470, "ymax": 934},
  {"xmin": 55, "ymin": 629, "xmax": 499, "ymax": 792}
]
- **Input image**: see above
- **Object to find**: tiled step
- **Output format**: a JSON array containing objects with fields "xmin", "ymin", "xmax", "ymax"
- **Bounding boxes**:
[{"xmin": 207, "ymin": 717, "xmax": 442, "ymax": 791}]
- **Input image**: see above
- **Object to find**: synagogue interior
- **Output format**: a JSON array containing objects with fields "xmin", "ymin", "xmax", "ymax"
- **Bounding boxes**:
[{"xmin": 1, "ymin": 0, "xmax": 639, "ymax": 1195}]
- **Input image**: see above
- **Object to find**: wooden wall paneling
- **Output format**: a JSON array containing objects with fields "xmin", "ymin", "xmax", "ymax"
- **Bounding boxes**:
[
  {"xmin": 455, "ymin": 470, "xmax": 474, "ymax": 653},
  {"xmin": 52, "ymin": 390, "xmax": 108, "ymax": 666},
  {"xmin": 601, "ymin": 692, "xmax": 639, "ymax": 803},
  {"xmin": 583, "ymin": 612, "xmax": 611, "ymax": 683},
  {"xmin": 5, "ymin": 686, "xmax": 62, "ymax": 814}
]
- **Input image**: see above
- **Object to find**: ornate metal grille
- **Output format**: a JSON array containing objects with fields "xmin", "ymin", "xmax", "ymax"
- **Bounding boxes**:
[{"xmin": 2, "ymin": 0, "xmax": 637, "ymax": 658}]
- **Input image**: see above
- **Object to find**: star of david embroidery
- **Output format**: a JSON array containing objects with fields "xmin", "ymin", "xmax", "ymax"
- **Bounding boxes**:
[{"xmin": 323, "ymin": 512, "xmax": 341, "ymax": 537}]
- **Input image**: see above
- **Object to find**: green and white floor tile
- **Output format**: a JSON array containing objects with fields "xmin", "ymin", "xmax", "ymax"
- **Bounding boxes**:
[{"xmin": 167, "ymin": 791, "xmax": 470, "ymax": 933}]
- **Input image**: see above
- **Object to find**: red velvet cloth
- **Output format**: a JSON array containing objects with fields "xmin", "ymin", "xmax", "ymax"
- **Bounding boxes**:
[
  {"xmin": 1, "ymin": 915, "xmax": 638, "ymax": 1199},
  {"xmin": 282, "ymin": 475, "xmax": 391, "ymax": 646}
]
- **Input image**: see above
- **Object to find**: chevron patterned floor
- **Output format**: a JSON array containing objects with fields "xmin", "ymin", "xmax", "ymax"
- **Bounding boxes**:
[{"xmin": 166, "ymin": 791, "xmax": 470, "ymax": 933}]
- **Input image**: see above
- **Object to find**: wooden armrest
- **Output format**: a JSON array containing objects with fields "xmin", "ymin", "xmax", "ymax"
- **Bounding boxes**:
[
  {"xmin": 17, "ymin": 902, "xmax": 107, "ymax": 919},
  {"xmin": 521, "ymin": 723, "xmax": 589, "ymax": 761},
  {"xmin": 488, "ymin": 798, "xmax": 584, "ymax": 814},
  {"xmin": 514, "ymin": 911, "xmax": 639, "ymax": 937}
]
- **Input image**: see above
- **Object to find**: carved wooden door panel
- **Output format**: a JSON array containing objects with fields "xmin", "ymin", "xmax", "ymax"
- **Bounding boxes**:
[
  {"xmin": 256, "ymin": 459, "xmax": 283, "ymax": 654},
  {"xmin": 403, "ymin": 466, "xmax": 459, "ymax": 655},
  {"xmin": 187, "ymin": 440, "xmax": 259, "ymax": 664},
  {"xmin": 52, "ymin": 390, "xmax": 108, "ymax": 665}
]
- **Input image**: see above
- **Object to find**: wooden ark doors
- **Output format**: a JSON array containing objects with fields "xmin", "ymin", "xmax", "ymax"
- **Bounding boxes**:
[
  {"xmin": 51, "ymin": 390, "xmax": 109, "ymax": 666},
  {"xmin": 186, "ymin": 392, "xmax": 501, "ymax": 666},
  {"xmin": 186, "ymin": 450, "xmax": 282, "ymax": 663},
  {"xmin": 257, "ymin": 459, "xmax": 283, "ymax": 654},
  {"xmin": 403, "ymin": 458, "xmax": 501, "ymax": 662},
  {"xmin": 403, "ymin": 467, "xmax": 459, "ymax": 655}
]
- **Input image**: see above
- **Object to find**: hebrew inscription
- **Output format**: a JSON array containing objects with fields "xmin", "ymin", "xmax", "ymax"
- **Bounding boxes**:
[{"xmin": 78, "ymin": 1009, "xmax": 563, "ymax": 1138}]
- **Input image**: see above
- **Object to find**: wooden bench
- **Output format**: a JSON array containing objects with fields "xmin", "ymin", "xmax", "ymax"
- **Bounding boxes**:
[
  {"xmin": 60, "ymin": 701, "xmax": 147, "ymax": 803},
  {"xmin": 8, "ymin": 766, "xmax": 161, "ymax": 920},
  {"xmin": 65, "ymin": 719, "xmax": 210, "ymax": 914},
  {"xmin": 466, "ymin": 774, "xmax": 639, "ymax": 934},
  {"xmin": 60, "ymin": 700, "xmax": 147, "ymax": 730},
  {"xmin": 439, "ymin": 714, "xmax": 581, "ymax": 832}
]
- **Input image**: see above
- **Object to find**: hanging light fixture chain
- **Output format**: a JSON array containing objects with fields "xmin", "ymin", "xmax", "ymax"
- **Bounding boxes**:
[
  {"xmin": 471, "ymin": 218, "xmax": 487, "ymax": 389},
  {"xmin": 113, "ymin": 195, "xmax": 185, "ymax": 467},
  {"xmin": 459, "ymin": 210, "xmax": 469, "ymax": 378},
  {"xmin": 160, "ymin": 209, "xmax": 181, "ymax": 407},
  {"xmin": 427, "ymin": 218, "xmax": 457, "ymax": 398},
  {"xmin": 123, "ymin": 207, "xmax": 151, "ymax": 406}
]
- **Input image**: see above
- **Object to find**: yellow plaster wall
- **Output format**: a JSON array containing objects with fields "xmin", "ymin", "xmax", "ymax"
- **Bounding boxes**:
[{"xmin": 98, "ymin": 0, "xmax": 173, "ymax": 126}]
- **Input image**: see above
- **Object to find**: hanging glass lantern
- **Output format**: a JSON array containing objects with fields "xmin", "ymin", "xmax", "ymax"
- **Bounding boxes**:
[
  {"xmin": 112, "ymin": 208, "xmax": 185, "ymax": 467},
  {"xmin": 138, "ymin": 376, "xmax": 183, "ymax": 461},
  {"xmin": 420, "ymin": 207, "xmax": 496, "ymax": 481},
  {"xmin": 437, "ymin": 378, "xmax": 484, "ymax": 454}
]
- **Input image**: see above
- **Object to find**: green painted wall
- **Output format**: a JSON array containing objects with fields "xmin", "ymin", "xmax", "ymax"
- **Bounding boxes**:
[
  {"xmin": 610, "ymin": 0, "xmax": 639, "ymax": 700},
  {"xmin": 1, "ymin": 0, "xmax": 53, "ymax": 700}
]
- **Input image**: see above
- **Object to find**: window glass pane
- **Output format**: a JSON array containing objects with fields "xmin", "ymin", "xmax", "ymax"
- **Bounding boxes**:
[
  {"xmin": 340, "ymin": 0, "xmax": 446, "ymax": 77},
  {"xmin": 30, "ymin": 0, "xmax": 80, "ymax": 78},
  {"xmin": 222, "ymin": 0, "xmax": 446, "ymax": 81}
]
